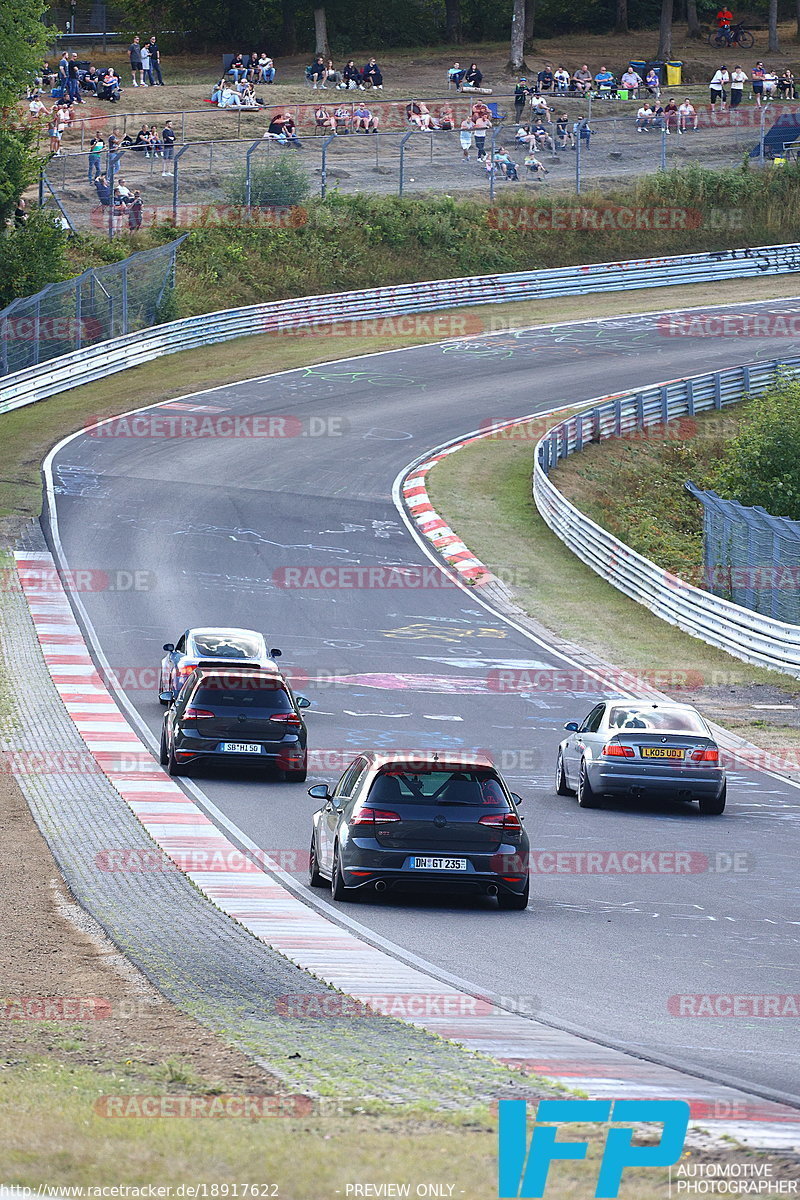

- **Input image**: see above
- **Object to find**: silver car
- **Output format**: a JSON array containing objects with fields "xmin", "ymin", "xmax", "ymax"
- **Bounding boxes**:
[
  {"xmin": 555, "ymin": 699, "xmax": 726, "ymax": 815},
  {"xmin": 158, "ymin": 627, "xmax": 282, "ymax": 703}
]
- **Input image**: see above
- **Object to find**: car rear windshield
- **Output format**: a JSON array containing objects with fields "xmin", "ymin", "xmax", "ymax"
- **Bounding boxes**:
[
  {"xmin": 193, "ymin": 682, "xmax": 291, "ymax": 710},
  {"xmin": 607, "ymin": 707, "xmax": 707, "ymax": 733},
  {"xmin": 191, "ymin": 633, "xmax": 262, "ymax": 659},
  {"xmin": 367, "ymin": 769, "xmax": 510, "ymax": 807}
]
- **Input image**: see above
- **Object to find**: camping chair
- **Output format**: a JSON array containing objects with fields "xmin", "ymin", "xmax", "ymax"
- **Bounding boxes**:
[{"xmin": 486, "ymin": 102, "xmax": 507, "ymax": 121}]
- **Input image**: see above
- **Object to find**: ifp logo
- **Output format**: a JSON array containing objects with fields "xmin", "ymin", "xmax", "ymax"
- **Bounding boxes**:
[{"xmin": 498, "ymin": 1099, "xmax": 689, "ymax": 1197}]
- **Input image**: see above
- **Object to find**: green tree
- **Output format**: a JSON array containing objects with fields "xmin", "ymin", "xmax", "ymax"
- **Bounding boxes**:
[
  {"xmin": 717, "ymin": 376, "xmax": 800, "ymax": 519},
  {"xmin": 0, "ymin": 208, "xmax": 70, "ymax": 308}
]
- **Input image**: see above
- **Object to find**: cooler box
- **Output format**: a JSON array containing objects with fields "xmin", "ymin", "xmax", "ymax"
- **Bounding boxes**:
[
  {"xmin": 666, "ymin": 61, "xmax": 683, "ymax": 86},
  {"xmin": 617, "ymin": 89, "xmax": 630, "ymax": 100}
]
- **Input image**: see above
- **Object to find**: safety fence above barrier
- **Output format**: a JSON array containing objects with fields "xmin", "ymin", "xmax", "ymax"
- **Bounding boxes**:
[
  {"xmin": 533, "ymin": 356, "xmax": 800, "ymax": 677},
  {"xmin": 3, "ymin": 241, "xmax": 800, "ymax": 414}
]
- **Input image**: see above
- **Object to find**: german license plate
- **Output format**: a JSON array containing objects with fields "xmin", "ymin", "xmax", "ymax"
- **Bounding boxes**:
[
  {"xmin": 220, "ymin": 742, "xmax": 261, "ymax": 754},
  {"xmin": 640, "ymin": 747, "xmax": 684, "ymax": 759},
  {"xmin": 410, "ymin": 856, "xmax": 468, "ymax": 870}
]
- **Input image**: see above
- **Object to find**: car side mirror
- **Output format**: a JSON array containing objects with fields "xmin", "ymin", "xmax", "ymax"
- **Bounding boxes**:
[
  {"xmin": 308, "ymin": 784, "xmax": 330, "ymax": 800},
  {"xmin": 159, "ymin": 691, "xmax": 173, "ymax": 705},
  {"xmin": 295, "ymin": 694, "xmax": 311, "ymax": 709},
  {"xmin": 163, "ymin": 643, "xmax": 175, "ymax": 652},
  {"xmin": 564, "ymin": 721, "xmax": 579, "ymax": 732},
  {"xmin": 510, "ymin": 792, "xmax": 523, "ymax": 807},
  {"xmin": 270, "ymin": 647, "xmax": 282, "ymax": 657}
]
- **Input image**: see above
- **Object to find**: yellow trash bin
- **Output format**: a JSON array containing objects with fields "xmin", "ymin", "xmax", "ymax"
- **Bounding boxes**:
[{"xmin": 666, "ymin": 61, "xmax": 683, "ymax": 87}]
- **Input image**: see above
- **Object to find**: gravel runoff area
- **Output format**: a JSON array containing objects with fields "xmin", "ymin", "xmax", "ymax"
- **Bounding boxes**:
[{"xmin": 0, "ymin": 525, "xmax": 553, "ymax": 1112}]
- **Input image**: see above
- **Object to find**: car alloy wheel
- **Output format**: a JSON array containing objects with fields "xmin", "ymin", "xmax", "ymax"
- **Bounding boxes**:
[
  {"xmin": 555, "ymin": 750, "xmax": 572, "ymax": 796},
  {"xmin": 308, "ymin": 833, "xmax": 326, "ymax": 887}
]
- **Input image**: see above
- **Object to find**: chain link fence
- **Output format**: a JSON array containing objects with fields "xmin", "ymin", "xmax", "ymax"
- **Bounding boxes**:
[
  {"xmin": 686, "ymin": 482, "xmax": 800, "ymax": 623},
  {"xmin": 0, "ymin": 236, "xmax": 185, "ymax": 376}
]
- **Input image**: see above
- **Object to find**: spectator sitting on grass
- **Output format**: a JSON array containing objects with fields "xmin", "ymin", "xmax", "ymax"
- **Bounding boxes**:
[
  {"xmin": 353, "ymin": 102, "xmax": 379, "ymax": 131},
  {"xmin": 572, "ymin": 64, "xmax": 592, "ymax": 93},
  {"xmin": 621, "ymin": 66, "xmax": 643, "ymax": 96},
  {"xmin": 267, "ymin": 112, "xmax": 302, "ymax": 146},
  {"xmin": 236, "ymin": 80, "xmax": 262, "ymax": 106},
  {"xmin": 99, "ymin": 69, "xmax": 120, "ymax": 102},
  {"xmin": 81, "ymin": 65, "xmax": 100, "ymax": 94},
  {"xmin": 211, "ymin": 78, "xmax": 225, "ymax": 103},
  {"xmin": 636, "ymin": 102, "xmax": 653, "ymax": 131},
  {"xmin": 463, "ymin": 62, "xmax": 483, "ymax": 88},
  {"xmin": 678, "ymin": 97, "xmax": 697, "ymax": 132},
  {"xmin": 343, "ymin": 60, "xmax": 364, "ymax": 89},
  {"xmin": 363, "ymin": 58, "xmax": 383, "ymax": 88},
  {"xmin": 219, "ymin": 83, "xmax": 244, "ymax": 107}
]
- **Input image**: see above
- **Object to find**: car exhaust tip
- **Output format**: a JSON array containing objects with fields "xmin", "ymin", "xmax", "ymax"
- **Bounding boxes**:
[
  {"xmin": 486, "ymin": 884, "xmax": 499, "ymax": 897},
  {"xmin": 375, "ymin": 880, "xmax": 387, "ymax": 892}
]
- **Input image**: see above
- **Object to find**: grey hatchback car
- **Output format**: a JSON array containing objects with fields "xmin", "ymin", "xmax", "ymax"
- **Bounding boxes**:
[
  {"xmin": 308, "ymin": 752, "xmax": 530, "ymax": 908},
  {"xmin": 556, "ymin": 699, "xmax": 726, "ymax": 814}
]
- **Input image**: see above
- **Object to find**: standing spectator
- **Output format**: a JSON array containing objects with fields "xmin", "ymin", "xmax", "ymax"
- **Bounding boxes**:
[
  {"xmin": 343, "ymin": 60, "xmax": 363, "ymax": 89},
  {"xmin": 88, "ymin": 134, "xmax": 104, "ymax": 180},
  {"xmin": 309, "ymin": 55, "xmax": 327, "ymax": 87},
  {"xmin": 514, "ymin": 79, "xmax": 529, "ymax": 121},
  {"xmin": 751, "ymin": 61, "xmax": 765, "ymax": 105},
  {"xmin": 363, "ymin": 58, "xmax": 383, "ymax": 88},
  {"xmin": 129, "ymin": 37, "xmax": 144, "ymax": 86},
  {"xmin": 678, "ymin": 97, "xmax": 698, "ymax": 132},
  {"xmin": 621, "ymin": 65, "xmax": 643, "ymax": 96},
  {"xmin": 128, "ymin": 191, "xmax": 143, "ymax": 231},
  {"xmin": 67, "ymin": 54, "xmax": 83, "ymax": 103},
  {"xmin": 148, "ymin": 37, "xmax": 164, "ymax": 85},
  {"xmin": 716, "ymin": 6, "xmax": 733, "ymax": 31},
  {"xmin": 161, "ymin": 120, "xmax": 175, "ymax": 174},
  {"xmin": 730, "ymin": 64, "xmax": 747, "ymax": 108},
  {"xmin": 554, "ymin": 65, "xmax": 570, "ymax": 92},
  {"xmin": 140, "ymin": 40, "xmax": 152, "ymax": 86},
  {"xmin": 664, "ymin": 96, "xmax": 679, "ymax": 132},
  {"xmin": 464, "ymin": 63, "xmax": 483, "ymax": 88},
  {"xmin": 710, "ymin": 64, "xmax": 729, "ymax": 110},
  {"xmin": 95, "ymin": 173, "xmax": 111, "ymax": 205},
  {"xmin": 572, "ymin": 64, "xmax": 592, "ymax": 94},
  {"xmin": 47, "ymin": 110, "xmax": 62, "ymax": 154},
  {"xmin": 108, "ymin": 129, "xmax": 124, "ymax": 170},
  {"xmin": 459, "ymin": 115, "xmax": 474, "ymax": 159},
  {"xmin": 646, "ymin": 67, "xmax": 661, "ymax": 98},
  {"xmin": 473, "ymin": 113, "xmax": 490, "ymax": 159},
  {"xmin": 58, "ymin": 50, "xmax": 69, "ymax": 93}
]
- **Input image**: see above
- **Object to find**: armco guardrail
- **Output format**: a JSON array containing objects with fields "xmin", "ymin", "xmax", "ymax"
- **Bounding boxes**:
[
  {"xmin": 533, "ymin": 356, "xmax": 800, "ymax": 678},
  {"xmin": 3, "ymin": 241, "xmax": 800, "ymax": 416}
]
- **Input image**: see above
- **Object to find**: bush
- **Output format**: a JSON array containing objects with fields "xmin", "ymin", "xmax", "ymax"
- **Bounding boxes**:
[
  {"xmin": 717, "ymin": 376, "xmax": 800, "ymax": 519},
  {"xmin": 225, "ymin": 155, "xmax": 310, "ymax": 209},
  {"xmin": 0, "ymin": 208, "xmax": 70, "ymax": 309}
]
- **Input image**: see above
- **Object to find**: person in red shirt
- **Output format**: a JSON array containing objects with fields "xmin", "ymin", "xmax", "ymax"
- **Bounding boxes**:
[{"xmin": 716, "ymin": 7, "xmax": 733, "ymax": 26}]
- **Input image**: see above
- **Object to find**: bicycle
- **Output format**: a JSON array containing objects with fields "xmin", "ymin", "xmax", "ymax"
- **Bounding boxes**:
[{"xmin": 707, "ymin": 21, "xmax": 755, "ymax": 48}]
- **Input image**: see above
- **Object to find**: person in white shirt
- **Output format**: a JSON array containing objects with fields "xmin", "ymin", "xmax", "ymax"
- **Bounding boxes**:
[
  {"xmin": 678, "ymin": 98, "xmax": 698, "ymax": 132},
  {"xmin": 729, "ymin": 65, "xmax": 748, "ymax": 108},
  {"xmin": 763, "ymin": 69, "xmax": 778, "ymax": 97},
  {"xmin": 710, "ymin": 65, "xmax": 729, "ymax": 110},
  {"xmin": 553, "ymin": 66, "xmax": 570, "ymax": 92},
  {"xmin": 219, "ymin": 84, "xmax": 243, "ymax": 108},
  {"xmin": 140, "ymin": 42, "xmax": 151, "ymax": 86},
  {"xmin": 636, "ymin": 103, "xmax": 653, "ymax": 130},
  {"xmin": 29, "ymin": 94, "xmax": 47, "ymax": 120},
  {"xmin": 621, "ymin": 68, "xmax": 643, "ymax": 96}
]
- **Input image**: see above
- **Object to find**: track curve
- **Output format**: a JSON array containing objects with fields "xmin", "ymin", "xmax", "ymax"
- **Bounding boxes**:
[{"xmin": 44, "ymin": 303, "xmax": 800, "ymax": 1104}]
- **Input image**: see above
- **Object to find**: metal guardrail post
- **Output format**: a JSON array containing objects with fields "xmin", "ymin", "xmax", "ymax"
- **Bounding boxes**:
[
  {"xmin": 489, "ymin": 126, "xmax": 497, "ymax": 202},
  {"xmin": 33, "ymin": 300, "xmax": 41, "ymax": 367},
  {"xmin": 173, "ymin": 144, "xmax": 190, "ymax": 226},
  {"xmin": 660, "ymin": 124, "xmax": 667, "ymax": 171},
  {"xmin": 38, "ymin": 172, "xmax": 44, "ymax": 207},
  {"xmin": 75, "ymin": 283, "xmax": 82, "ymax": 352},
  {"xmin": 245, "ymin": 139, "xmax": 261, "ymax": 215},
  {"xmin": 398, "ymin": 130, "xmax": 414, "ymax": 197},
  {"xmin": 759, "ymin": 102, "xmax": 771, "ymax": 166},
  {"xmin": 320, "ymin": 132, "xmax": 337, "ymax": 200},
  {"xmin": 575, "ymin": 128, "xmax": 581, "ymax": 195},
  {"xmin": 121, "ymin": 262, "xmax": 128, "ymax": 334}
]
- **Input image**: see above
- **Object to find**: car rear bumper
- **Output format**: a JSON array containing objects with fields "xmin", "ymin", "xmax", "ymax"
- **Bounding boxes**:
[
  {"xmin": 341, "ymin": 865, "xmax": 528, "ymax": 894},
  {"xmin": 174, "ymin": 739, "xmax": 305, "ymax": 769},
  {"xmin": 589, "ymin": 763, "xmax": 725, "ymax": 798},
  {"xmin": 340, "ymin": 844, "xmax": 528, "ymax": 894}
]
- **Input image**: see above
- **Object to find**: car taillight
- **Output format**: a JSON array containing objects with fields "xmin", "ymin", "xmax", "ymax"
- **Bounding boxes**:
[
  {"xmin": 183, "ymin": 707, "xmax": 215, "ymax": 721},
  {"xmin": 350, "ymin": 807, "xmax": 402, "ymax": 825},
  {"xmin": 601, "ymin": 743, "xmax": 635, "ymax": 757},
  {"xmin": 690, "ymin": 747, "xmax": 719, "ymax": 762},
  {"xmin": 479, "ymin": 812, "xmax": 522, "ymax": 831},
  {"xmin": 269, "ymin": 713, "xmax": 302, "ymax": 726}
]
